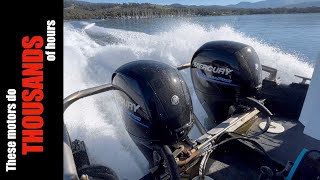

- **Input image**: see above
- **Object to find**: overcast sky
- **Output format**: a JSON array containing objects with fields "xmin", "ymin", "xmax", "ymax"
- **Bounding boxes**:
[{"xmin": 82, "ymin": 0, "xmax": 263, "ymax": 6}]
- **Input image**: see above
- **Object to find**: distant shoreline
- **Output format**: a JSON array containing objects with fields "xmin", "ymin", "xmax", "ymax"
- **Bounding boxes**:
[
  {"xmin": 64, "ymin": 11, "xmax": 320, "ymax": 21},
  {"xmin": 63, "ymin": 2, "xmax": 320, "ymax": 21}
]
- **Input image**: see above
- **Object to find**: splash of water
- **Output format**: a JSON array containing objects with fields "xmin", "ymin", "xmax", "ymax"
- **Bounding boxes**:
[
  {"xmin": 64, "ymin": 22, "xmax": 314, "ymax": 179},
  {"xmin": 83, "ymin": 23, "xmax": 95, "ymax": 30}
]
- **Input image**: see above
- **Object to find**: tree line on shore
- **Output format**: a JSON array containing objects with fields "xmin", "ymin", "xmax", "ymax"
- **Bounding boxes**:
[{"xmin": 64, "ymin": 1, "xmax": 320, "ymax": 20}]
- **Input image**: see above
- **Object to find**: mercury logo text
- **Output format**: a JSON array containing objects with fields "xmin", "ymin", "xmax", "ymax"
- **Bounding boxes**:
[{"xmin": 193, "ymin": 62, "xmax": 233, "ymax": 75}]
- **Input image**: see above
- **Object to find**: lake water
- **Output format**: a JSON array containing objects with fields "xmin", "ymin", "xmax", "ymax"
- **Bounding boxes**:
[
  {"xmin": 90, "ymin": 13, "xmax": 320, "ymax": 63},
  {"xmin": 64, "ymin": 13, "xmax": 319, "ymax": 179}
]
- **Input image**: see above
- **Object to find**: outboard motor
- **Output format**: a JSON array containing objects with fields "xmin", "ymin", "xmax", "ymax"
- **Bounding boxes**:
[
  {"xmin": 112, "ymin": 60, "xmax": 194, "ymax": 179},
  {"xmin": 191, "ymin": 41, "xmax": 262, "ymax": 124}
]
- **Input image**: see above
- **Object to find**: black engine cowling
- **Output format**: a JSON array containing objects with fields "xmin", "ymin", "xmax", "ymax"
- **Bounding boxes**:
[
  {"xmin": 112, "ymin": 60, "xmax": 194, "ymax": 146},
  {"xmin": 191, "ymin": 41, "xmax": 262, "ymax": 124}
]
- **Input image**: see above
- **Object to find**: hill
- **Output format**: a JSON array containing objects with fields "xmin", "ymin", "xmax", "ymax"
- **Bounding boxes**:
[{"xmin": 228, "ymin": 0, "xmax": 320, "ymax": 8}]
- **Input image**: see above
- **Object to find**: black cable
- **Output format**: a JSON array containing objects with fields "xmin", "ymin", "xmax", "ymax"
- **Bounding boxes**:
[
  {"xmin": 209, "ymin": 97, "xmax": 272, "ymax": 139},
  {"xmin": 154, "ymin": 145, "xmax": 180, "ymax": 180},
  {"xmin": 239, "ymin": 97, "xmax": 272, "ymax": 116},
  {"xmin": 238, "ymin": 97, "xmax": 272, "ymax": 138},
  {"xmin": 200, "ymin": 97, "xmax": 275, "ymax": 177},
  {"xmin": 199, "ymin": 97, "xmax": 273, "ymax": 179},
  {"xmin": 212, "ymin": 97, "xmax": 272, "ymax": 148}
]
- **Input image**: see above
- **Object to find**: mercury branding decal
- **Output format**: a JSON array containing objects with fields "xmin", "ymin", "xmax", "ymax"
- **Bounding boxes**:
[
  {"xmin": 127, "ymin": 111, "xmax": 149, "ymax": 128},
  {"xmin": 197, "ymin": 71, "xmax": 238, "ymax": 87},
  {"xmin": 193, "ymin": 62, "xmax": 233, "ymax": 75},
  {"xmin": 118, "ymin": 96, "xmax": 140, "ymax": 112}
]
